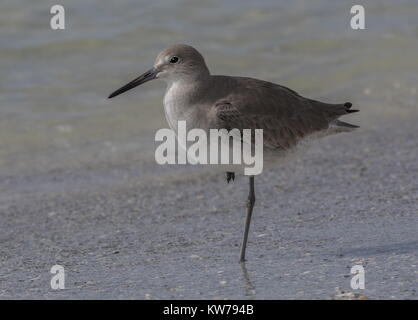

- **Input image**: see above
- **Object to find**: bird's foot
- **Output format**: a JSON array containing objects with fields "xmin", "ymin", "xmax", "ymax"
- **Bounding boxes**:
[{"xmin": 226, "ymin": 172, "xmax": 235, "ymax": 183}]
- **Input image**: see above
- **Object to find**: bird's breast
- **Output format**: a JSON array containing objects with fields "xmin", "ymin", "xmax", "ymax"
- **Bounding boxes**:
[{"xmin": 163, "ymin": 83, "xmax": 206, "ymax": 132}]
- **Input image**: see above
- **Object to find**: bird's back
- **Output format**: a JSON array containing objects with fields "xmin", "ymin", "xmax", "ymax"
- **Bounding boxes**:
[{"xmin": 207, "ymin": 75, "xmax": 358, "ymax": 150}]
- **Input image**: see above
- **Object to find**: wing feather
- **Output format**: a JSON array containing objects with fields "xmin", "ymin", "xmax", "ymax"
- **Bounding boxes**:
[{"xmin": 212, "ymin": 78, "xmax": 335, "ymax": 150}]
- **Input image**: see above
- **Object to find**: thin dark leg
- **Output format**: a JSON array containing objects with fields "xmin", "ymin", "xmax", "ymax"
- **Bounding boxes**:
[
  {"xmin": 226, "ymin": 172, "xmax": 235, "ymax": 183},
  {"xmin": 240, "ymin": 176, "xmax": 255, "ymax": 263}
]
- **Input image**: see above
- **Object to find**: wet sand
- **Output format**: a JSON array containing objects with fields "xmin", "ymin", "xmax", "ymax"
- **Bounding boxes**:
[
  {"xmin": 1, "ymin": 116, "xmax": 417, "ymax": 299},
  {"xmin": 1, "ymin": 0, "xmax": 417, "ymax": 299}
]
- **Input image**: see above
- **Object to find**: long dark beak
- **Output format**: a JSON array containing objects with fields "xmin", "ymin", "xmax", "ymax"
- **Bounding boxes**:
[{"xmin": 108, "ymin": 68, "xmax": 157, "ymax": 99}]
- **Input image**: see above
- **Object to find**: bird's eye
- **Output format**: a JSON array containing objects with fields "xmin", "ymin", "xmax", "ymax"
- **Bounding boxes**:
[{"xmin": 169, "ymin": 56, "xmax": 179, "ymax": 64}]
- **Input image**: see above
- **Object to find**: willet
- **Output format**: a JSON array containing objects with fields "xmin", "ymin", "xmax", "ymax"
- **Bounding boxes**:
[{"xmin": 108, "ymin": 44, "xmax": 359, "ymax": 262}]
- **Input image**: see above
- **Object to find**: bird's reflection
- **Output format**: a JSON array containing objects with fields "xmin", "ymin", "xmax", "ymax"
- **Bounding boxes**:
[{"xmin": 240, "ymin": 262, "xmax": 256, "ymax": 298}]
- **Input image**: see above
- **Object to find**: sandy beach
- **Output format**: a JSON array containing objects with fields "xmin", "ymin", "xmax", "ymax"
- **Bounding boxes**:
[
  {"xmin": 1, "ymin": 115, "xmax": 417, "ymax": 299},
  {"xmin": 0, "ymin": 0, "xmax": 417, "ymax": 299}
]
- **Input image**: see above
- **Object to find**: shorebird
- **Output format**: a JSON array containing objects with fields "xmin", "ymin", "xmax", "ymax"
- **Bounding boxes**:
[{"xmin": 108, "ymin": 44, "xmax": 359, "ymax": 262}]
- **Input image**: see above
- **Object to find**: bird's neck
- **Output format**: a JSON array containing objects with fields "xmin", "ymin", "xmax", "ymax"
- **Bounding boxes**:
[
  {"xmin": 164, "ymin": 74, "xmax": 212, "ymax": 106},
  {"xmin": 163, "ymin": 76, "xmax": 212, "ymax": 131}
]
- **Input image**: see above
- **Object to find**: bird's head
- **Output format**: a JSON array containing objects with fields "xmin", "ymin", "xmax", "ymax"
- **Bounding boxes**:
[{"xmin": 108, "ymin": 44, "xmax": 210, "ymax": 99}]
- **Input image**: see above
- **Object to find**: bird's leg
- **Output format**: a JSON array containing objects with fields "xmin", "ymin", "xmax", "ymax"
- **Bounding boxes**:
[
  {"xmin": 226, "ymin": 172, "xmax": 235, "ymax": 184},
  {"xmin": 240, "ymin": 176, "xmax": 255, "ymax": 263}
]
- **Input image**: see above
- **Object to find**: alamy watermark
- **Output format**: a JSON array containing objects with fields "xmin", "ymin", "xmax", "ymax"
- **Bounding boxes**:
[
  {"xmin": 350, "ymin": 5, "xmax": 365, "ymax": 30},
  {"xmin": 155, "ymin": 121, "xmax": 264, "ymax": 175},
  {"xmin": 50, "ymin": 5, "xmax": 65, "ymax": 30},
  {"xmin": 50, "ymin": 264, "xmax": 65, "ymax": 289},
  {"xmin": 350, "ymin": 265, "xmax": 365, "ymax": 290},
  {"xmin": 50, "ymin": 4, "xmax": 366, "ymax": 31}
]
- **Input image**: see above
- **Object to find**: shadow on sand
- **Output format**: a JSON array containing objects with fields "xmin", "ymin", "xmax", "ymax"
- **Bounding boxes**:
[{"xmin": 337, "ymin": 240, "xmax": 418, "ymax": 257}]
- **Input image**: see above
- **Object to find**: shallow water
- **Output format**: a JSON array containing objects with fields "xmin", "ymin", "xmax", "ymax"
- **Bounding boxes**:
[
  {"xmin": 1, "ymin": 0, "xmax": 417, "ymax": 176},
  {"xmin": 1, "ymin": 0, "xmax": 418, "ymax": 300}
]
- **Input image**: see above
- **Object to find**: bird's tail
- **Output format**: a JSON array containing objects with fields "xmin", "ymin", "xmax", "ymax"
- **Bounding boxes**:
[
  {"xmin": 328, "ymin": 102, "xmax": 359, "ymax": 132},
  {"xmin": 331, "ymin": 119, "xmax": 359, "ymax": 131},
  {"xmin": 343, "ymin": 102, "xmax": 359, "ymax": 114},
  {"xmin": 336, "ymin": 102, "xmax": 359, "ymax": 131}
]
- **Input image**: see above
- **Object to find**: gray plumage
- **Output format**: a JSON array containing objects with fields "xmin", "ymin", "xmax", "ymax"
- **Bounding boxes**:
[
  {"xmin": 209, "ymin": 75, "xmax": 358, "ymax": 150},
  {"xmin": 108, "ymin": 44, "xmax": 359, "ymax": 262}
]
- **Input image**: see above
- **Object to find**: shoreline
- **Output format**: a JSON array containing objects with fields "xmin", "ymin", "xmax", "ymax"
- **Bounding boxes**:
[{"xmin": 1, "ymin": 118, "xmax": 416, "ymax": 299}]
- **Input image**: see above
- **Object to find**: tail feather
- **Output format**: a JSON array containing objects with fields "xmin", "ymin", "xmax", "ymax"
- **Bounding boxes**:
[
  {"xmin": 332, "ymin": 119, "xmax": 359, "ymax": 129},
  {"xmin": 344, "ymin": 102, "xmax": 359, "ymax": 113},
  {"xmin": 316, "ymin": 100, "xmax": 359, "ymax": 130},
  {"xmin": 332, "ymin": 102, "xmax": 359, "ymax": 131}
]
